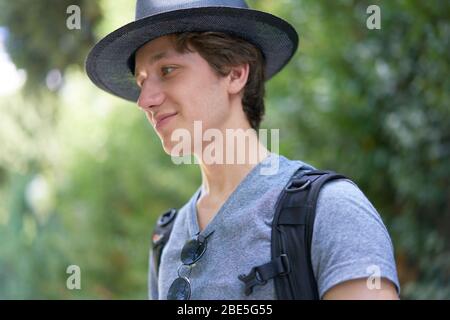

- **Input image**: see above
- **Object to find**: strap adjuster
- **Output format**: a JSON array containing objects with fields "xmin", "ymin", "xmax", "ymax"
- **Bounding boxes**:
[
  {"xmin": 278, "ymin": 254, "xmax": 291, "ymax": 276},
  {"xmin": 285, "ymin": 179, "xmax": 311, "ymax": 192},
  {"xmin": 157, "ymin": 208, "xmax": 177, "ymax": 227}
]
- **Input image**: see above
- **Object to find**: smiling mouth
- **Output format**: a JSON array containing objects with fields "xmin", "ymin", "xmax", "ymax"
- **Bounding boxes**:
[{"xmin": 155, "ymin": 113, "xmax": 178, "ymax": 130}]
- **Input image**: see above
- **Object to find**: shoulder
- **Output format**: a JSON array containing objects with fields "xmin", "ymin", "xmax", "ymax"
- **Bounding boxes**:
[
  {"xmin": 314, "ymin": 178, "xmax": 389, "ymax": 238},
  {"xmin": 313, "ymin": 177, "xmax": 392, "ymax": 248},
  {"xmin": 310, "ymin": 178, "xmax": 400, "ymax": 298},
  {"xmin": 317, "ymin": 178, "xmax": 371, "ymax": 207}
]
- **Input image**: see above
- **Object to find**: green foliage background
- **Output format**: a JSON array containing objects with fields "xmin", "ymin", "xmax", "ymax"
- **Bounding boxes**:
[{"xmin": 0, "ymin": 0, "xmax": 448, "ymax": 299}]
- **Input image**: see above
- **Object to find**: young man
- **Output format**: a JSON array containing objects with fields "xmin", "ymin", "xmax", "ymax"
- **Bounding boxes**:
[{"xmin": 86, "ymin": 0, "xmax": 400, "ymax": 300}]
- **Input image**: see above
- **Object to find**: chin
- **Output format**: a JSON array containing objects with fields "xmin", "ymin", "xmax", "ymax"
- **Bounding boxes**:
[
  {"xmin": 159, "ymin": 123, "xmax": 195, "ymax": 157},
  {"xmin": 161, "ymin": 138, "xmax": 190, "ymax": 157},
  {"xmin": 160, "ymin": 139, "xmax": 173, "ymax": 155}
]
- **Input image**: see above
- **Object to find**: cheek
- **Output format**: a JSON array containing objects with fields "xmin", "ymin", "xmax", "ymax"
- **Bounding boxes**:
[
  {"xmin": 191, "ymin": 84, "xmax": 228, "ymax": 122},
  {"xmin": 174, "ymin": 69, "xmax": 228, "ymax": 126}
]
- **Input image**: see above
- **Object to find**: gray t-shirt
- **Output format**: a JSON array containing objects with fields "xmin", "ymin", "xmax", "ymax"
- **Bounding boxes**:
[{"xmin": 148, "ymin": 153, "xmax": 400, "ymax": 299}]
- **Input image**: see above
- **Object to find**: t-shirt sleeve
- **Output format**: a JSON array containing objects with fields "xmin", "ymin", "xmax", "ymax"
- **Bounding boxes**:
[
  {"xmin": 311, "ymin": 178, "xmax": 400, "ymax": 299},
  {"xmin": 148, "ymin": 249, "xmax": 159, "ymax": 300}
]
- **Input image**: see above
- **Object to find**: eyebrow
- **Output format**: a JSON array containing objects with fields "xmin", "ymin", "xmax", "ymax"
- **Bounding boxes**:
[
  {"xmin": 149, "ymin": 51, "xmax": 169, "ymax": 65},
  {"xmin": 135, "ymin": 50, "xmax": 171, "ymax": 76}
]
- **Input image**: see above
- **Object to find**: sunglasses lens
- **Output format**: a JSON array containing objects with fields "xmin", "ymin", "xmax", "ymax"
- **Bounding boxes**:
[
  {"xmin": 167, "ymin": 277, "xmax": 191, "ymax": 300},
  {"xmin": 181, "ymin": 238, "xmax": 207, "ymax": 265}
]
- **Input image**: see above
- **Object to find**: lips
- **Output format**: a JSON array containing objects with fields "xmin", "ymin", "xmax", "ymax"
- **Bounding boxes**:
[{"xmin": 154, "ymin": 112, "xmax": 177, "ymax": 129}]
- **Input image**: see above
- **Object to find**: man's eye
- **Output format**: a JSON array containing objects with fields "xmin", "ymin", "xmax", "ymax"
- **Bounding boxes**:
[{"xmin": 161, "ymin": 66, "xmax": 175, "ymax": 76}]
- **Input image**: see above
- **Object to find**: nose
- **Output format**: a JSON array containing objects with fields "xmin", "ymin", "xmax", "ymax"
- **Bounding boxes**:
[{"xmin": 136, "ymin": 78, "xmax": 165, "ymax": 111}]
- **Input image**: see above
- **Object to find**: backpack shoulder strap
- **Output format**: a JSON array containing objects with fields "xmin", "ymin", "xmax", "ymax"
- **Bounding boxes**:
[
  {"xmin": 238, "ymin": 166, "xmax": 348, "ymax": 299},
  {"xmin": 273, "ymin": 168, "xmax": 348, "ymax": 299},
  {"xmin": 151, "ymin": 208, "xmax": 178, "ymax": 278}
]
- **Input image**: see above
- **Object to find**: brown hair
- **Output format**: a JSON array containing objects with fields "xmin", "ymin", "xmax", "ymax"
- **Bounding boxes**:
[{"xmin": 171, "ymin": 32, "xmax": 266, "ymax": 131}]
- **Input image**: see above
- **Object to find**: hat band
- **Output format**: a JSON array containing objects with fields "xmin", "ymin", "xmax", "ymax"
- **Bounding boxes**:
[{"xmin": 136, "ymin": 0, "xmax": 249, "ymax": 20}]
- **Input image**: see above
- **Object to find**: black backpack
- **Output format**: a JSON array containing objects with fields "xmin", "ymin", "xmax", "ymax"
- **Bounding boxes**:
[{"xmin": 151, "ymin": 167, "xmax": 348, "ymax": 299}]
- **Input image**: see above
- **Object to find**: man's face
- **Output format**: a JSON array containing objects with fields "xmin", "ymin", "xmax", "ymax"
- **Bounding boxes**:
[{"xmin": 135, "ymin": 35, "xmax": 231, "ymax": 155}]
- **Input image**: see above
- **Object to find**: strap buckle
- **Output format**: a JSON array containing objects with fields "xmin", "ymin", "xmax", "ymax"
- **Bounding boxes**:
[
  {"xmin": 238, "ymin": 254, "xmax": 291, "ymax": 296},
  {"xmin": 238, "ymin": 267, "xmax": 267, "ymax": 296}
]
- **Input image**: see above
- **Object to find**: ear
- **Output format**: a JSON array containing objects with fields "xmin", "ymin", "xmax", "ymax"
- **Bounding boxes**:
[{"xmin": 227, "ymin": 63, "xmax": 250, "ymax": 95}]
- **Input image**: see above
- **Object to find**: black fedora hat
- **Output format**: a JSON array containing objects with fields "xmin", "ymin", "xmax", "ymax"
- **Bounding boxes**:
[{"xmin": 85, "ymin": 0, "xmax": 299, "ymax": 102}]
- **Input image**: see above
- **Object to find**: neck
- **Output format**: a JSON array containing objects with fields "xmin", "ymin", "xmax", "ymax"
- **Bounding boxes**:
[
  {"xmin": 197, "ymin": 140, "xmax": 270, "ymax": 201},
  {"xmin": 194, "ymin": 114, "xmax": 270, "ymax": 201}
]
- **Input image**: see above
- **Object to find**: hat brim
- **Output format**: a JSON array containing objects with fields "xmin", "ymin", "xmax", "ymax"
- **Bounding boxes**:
[{"xmin": 85, "ymin": 6, "xmax": 299, "ymax": 102}]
